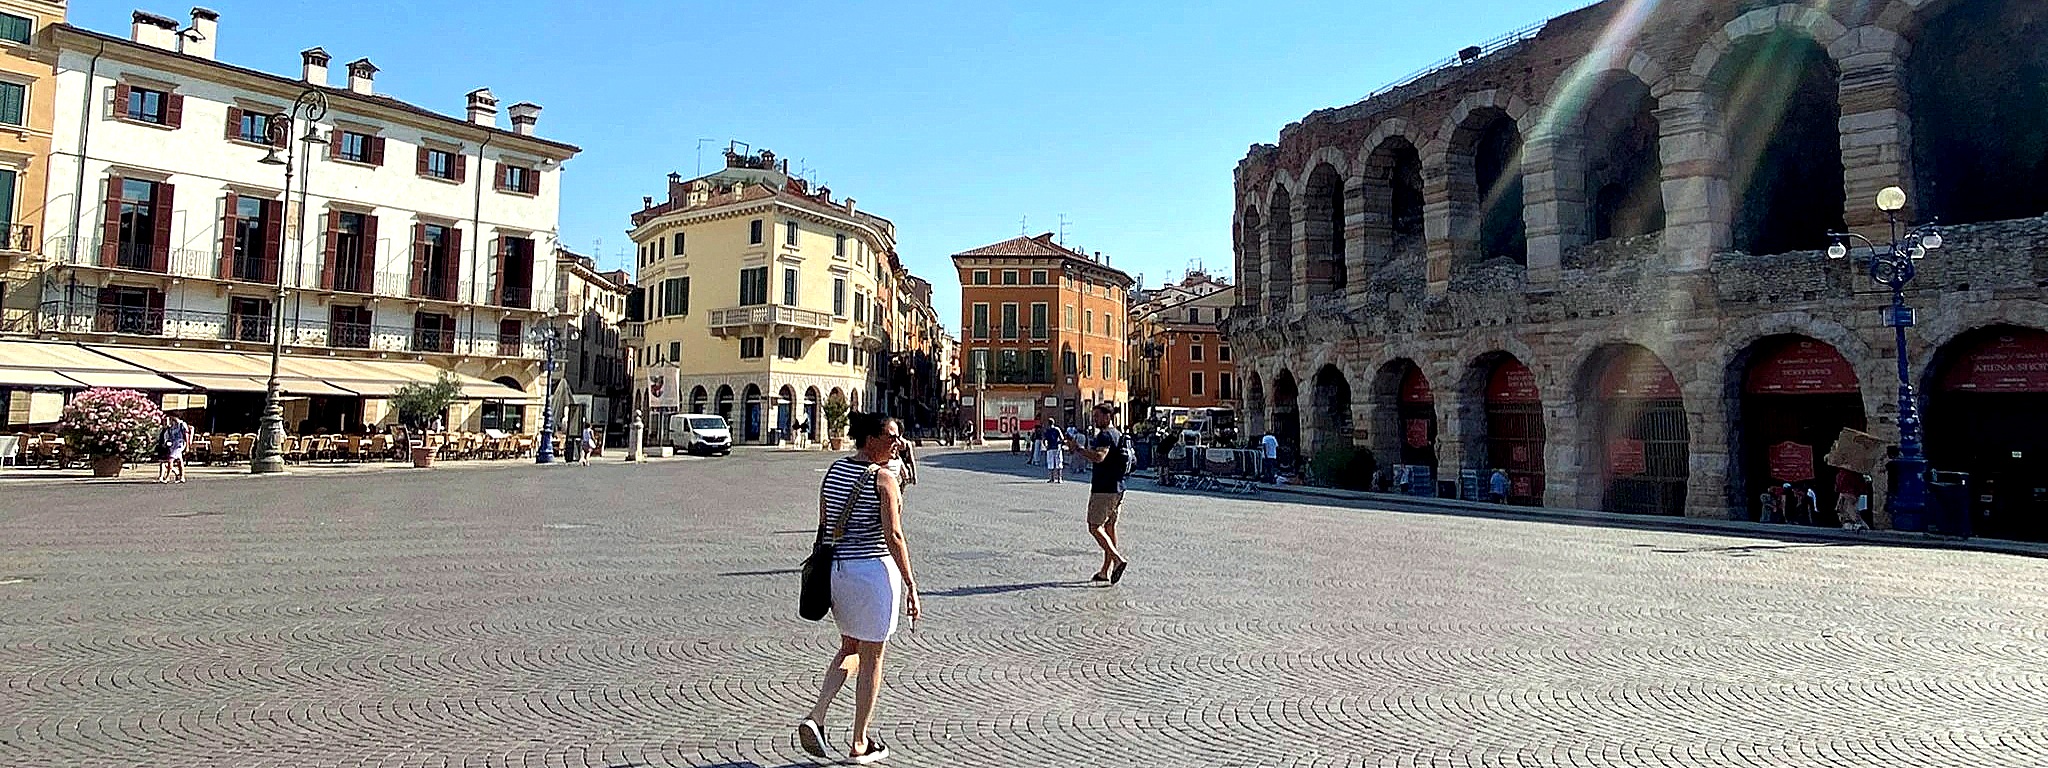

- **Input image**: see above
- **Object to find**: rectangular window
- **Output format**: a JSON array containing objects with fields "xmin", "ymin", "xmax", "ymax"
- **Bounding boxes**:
[
  {"xmin": 853, "ymin": 292, "xmax": 867, "ymax": 323},
  {"xmin": 423, "ymin": 148, "xmax": 455, "ymax": 180},
  {"xmin": 1030, "ymin": 303, "xmax": 1048, "ymax": 340},
  {"xmin": 234, "ymin": 111, "xmax": 273, "ymax": 144},
  {"xmin": 126, "ymin": 87, "xmax": 168, "ymax": 124},
  {"xmin": 1000, "ymin": 303, "xmax": 1018, "ymax": 340},
  {"xmin": 411, "ymin": 311, "xmax": 455, "ymax": 353},
  {"xmin": 738, "ymin": 266, "xmax": 769, "ymax": 306},
  {"xmin": 661, "ymin": 277, "xmax": 689, "ymax": 316},
  {"xmin": 0, "ymin": 81, "xmax": 25, "ymax": 127},
  {"xmin": 1220, "ymin": 372, "xmax": 1234, "ymax": 400},
  {"xmin": 1188, "ymin": 307, "xmax": 1202, "ymax": 323},
  {"xmin": 1102, "ymin": 355, "xmax": 1112, "ymax": 380},
  {"xmin": 330, "ymin": 212, "xmax": 370, "ymax": 293},
  {"xmin": 835, "ymin": 233, "xmax": 847, "ymax": 257},
  {"xmin": 778, "ymin": 336, "xmax": 802, "ymax": 360},
  {"xmin": 783, "ymin": 268, "xmax": 799, "ymax": 306},
  {"xmin": 1190, "ymin": 345, "xmax": 1204, "ymax": 362},
  {"xmin": 1081, "ymin": 354, "xmax": 1092, "ymax": 377},
  {"xmin": 655, "ymin": 237, "xmax": 664, "ymax": 259},
  {"xmin": 414, "ymin": 224, "xmax": 455, "ymax": 300},
  {"xmin": 1191, "ymin": 371, "xmax": 1206, "ymax": 397},
  {"xmin": 971, "ymin": 304, "xmax": 989, "ymax": 340},
  {"xmin": 740, "ymin": 337, "xmax": 765, "ymax": 359},
  {"xmin": 854, "ymin": 348, "xmax": 867, "ymax": 368},
  {"xmin": 337, "ymin": 131, "xmax": 372, "ymax": 163},
  {"xmin": 497, "ymin": 236, "xmax": 535, "ymax": 308},
  {"xmin": 499, "ymin": 165, "xmax": 531, "ymax": 194},
  {"xmin": 498, "ymin": 319, "xmax": 523, "ymax": 357},
  {"xmin": 969, "ymin": 349, "xmax": 989, "ymax": 377},
  {"xmin": 1001, "ymin": 270, "xmax": 1018, "ymax": 285},
  {"xmin": 0, "ymin": 12, "xmax": 30, "ymax": 43},
  {"xmin": 1029, "ymin": 349, "xmax": 1049, "ymax": 382},
  {"xmin": 228, "ymin": 296, "xmax": 271, "ymax": 343},
  {"xmin": 114, "ymin": 178, "xmax": 159, "ymax": 270},
  {"xmin": 833, "ymin": 278, "xmax": 846, "ymax": 316},
  {"xmin": 231, "ymin": 196, "xmax": 271, "ymax": 282},
  {"xmin": 329, "ymin": 304, "xmax": 371, "ymax": 349},
  {"xmin": 1030, "ymin": 269, "xmax": 1048, "ymax": 285},
  {"xmin": 1062, "ymin": 349, "xmax": 1077, "ymax": 375},
  {"xmin": 971, "ymin": 270, "xmax": 988, "ymax": 285},
  {"xmin": 671, "ymin": 231, "xmax": 685, "ymax": 256},
  {"xmin": 829, "ymin": 343, "xmax": 850, "ymax": 364},
  {"xmin": 749, "ymin": 219, "xmax": 764, "ymax": 245},
  {"xmin": 785, "ymin": 220, "xmax": 799, "ymax": 246},
  {"xmin": 1219, "ymin": 345, "xmax": 1232, "ymax": 362},
  {"xmin": 1085, "ymin": 310, "xmax": 1093, "ymax": 335},
  {"xmin": 1065, "ymin": 305, "xmax": 1075, "ymax": 330}
]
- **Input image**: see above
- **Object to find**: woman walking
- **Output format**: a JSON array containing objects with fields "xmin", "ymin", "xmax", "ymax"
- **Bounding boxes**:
[
  {"xmin": 797, "ymin": 413, "xmax": 919, "ymax": 764},
  {"xmin": 155, "ymin": 413, "xmax": 190, "ymax": 484}
]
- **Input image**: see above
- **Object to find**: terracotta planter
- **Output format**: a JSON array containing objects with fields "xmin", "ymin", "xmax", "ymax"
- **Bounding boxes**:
[
  {"xmin": 410, "ymin": 446, "xmax": 436, "ymax": 468},
  {"xmin": 830, "ymin": 438, "xmax": 844, "ymax": 451},
  {"xmin": 91, "ymin": 456, "xmax": 125, "ymax": 478}
]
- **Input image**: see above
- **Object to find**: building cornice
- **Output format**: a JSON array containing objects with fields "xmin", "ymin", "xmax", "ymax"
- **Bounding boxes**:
[{"xmin": 629, "ymin": 196, "xmax": 896, "ymax": 255}]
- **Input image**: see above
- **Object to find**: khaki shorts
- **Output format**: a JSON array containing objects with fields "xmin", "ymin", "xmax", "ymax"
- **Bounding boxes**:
[{"xmin": 1087, "ymin": 492, "xmax": 1123, "ymax": 528}]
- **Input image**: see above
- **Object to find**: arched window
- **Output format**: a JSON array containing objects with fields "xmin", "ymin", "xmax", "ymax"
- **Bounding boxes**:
[{"xmin": 1718, "ymin": 33, "xmax": 1844, "ymax": 254}]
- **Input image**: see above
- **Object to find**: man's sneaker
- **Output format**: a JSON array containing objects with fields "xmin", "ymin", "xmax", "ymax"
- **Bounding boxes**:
[
  {"xmin": 796, "ymin": 719, "xmax": 828, "ymax": 759},
  {"xmin": 849, "ymin": 737, "xmax": 891, "ymax": 765}
]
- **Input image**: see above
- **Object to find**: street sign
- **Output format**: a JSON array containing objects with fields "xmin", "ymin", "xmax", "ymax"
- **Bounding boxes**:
[{"xmin": 1882, "ymin": 306, "xmax": 1916, "ymax": 328}]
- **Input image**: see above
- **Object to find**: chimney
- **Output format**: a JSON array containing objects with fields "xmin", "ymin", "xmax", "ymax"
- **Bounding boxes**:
[
  {"xmin": 465, "ymin": 88, "xmax": 498, "ymax": 126},
  {"xmin": 346, "ymin": 58, "xmax": 378, "ymax": 95},
  {"xmin": 844, "ymin": 198, "xmax": 857, "ymax": 214},
  {"xmin": 760, "ymin": 150, "xmax": 775, "ymax": 168},
  {"xmin": 507, "ymin": 102, "xmax": 540, "ymax": 135},
  {"xmin": 301, "ymin": 47, "xmax": 330, "ymax": 86},
  {"xmin": 184, "ymin": 8, "xmax": 218, "ymax": 59},
  {"xmin": 130, "ymin": 11, "xmax": 178, "ymax": 50},
  {"xmin": 642, "ymin": 196, "xmax": 653, "ymax": 208}
]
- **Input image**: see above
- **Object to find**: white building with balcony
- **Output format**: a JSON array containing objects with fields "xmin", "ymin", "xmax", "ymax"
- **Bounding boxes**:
[{"xmin": 23, "ymin": 9, "xmax": 579, "ymax": 433}]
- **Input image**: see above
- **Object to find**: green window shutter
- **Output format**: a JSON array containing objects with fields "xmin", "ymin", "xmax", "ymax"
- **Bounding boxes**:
[
  {"xmin": 0, "ymin": 82, "xmax": 23, "ymax": 126},
  {"xmin": 0, "ymin": 14, "xmax": 30, "ymax": 44},
  {"xmin": 0, "ymin": 169, "xmax": 18, "ymax": 227}
]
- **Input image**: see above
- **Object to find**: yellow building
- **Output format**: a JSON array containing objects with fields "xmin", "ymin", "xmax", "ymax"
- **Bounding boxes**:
[
  {"xmin": 628, "ymin": 147, "xmax": 898, "ymax": 445},
  {"xmin": 0, "ymin": 0, "xmax": 61, "ymax": 335}
]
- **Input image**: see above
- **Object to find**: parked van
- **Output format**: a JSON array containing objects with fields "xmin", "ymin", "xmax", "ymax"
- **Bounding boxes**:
[{"xmin": 668, "ymin": 413, "xmax": 733, "ymax": 456}]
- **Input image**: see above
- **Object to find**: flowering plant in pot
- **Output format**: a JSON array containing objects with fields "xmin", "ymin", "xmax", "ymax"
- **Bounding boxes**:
[
  {"xmin": 390, "ymin": 372, "xmax": 461, "ymax": 467},
  {"xmin": 57, "ymin": 388, "xmax": 164, "ymax": 477}
]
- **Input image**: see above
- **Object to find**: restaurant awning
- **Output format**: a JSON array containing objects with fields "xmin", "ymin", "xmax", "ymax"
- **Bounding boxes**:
[
  {"xmin": 60, "ymin": 369, "xmax": 190, "ymax": 390},
  {"xmin": 0, "ymin": 340, "xmax": 188, "ymax": 391},
  {"xmin": 0, "ymin": 367, "xmax": 88, "ymax": 388},
  {"xmin": 168, "ymin": 374, "xmax": 270, "ymax": 393},
  {"xmin": 70, "ymin": 343, "xmax": 528, "ymax": 401}
]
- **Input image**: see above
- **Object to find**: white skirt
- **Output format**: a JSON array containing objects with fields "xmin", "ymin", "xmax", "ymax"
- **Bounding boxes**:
[{"xmin": 830, "ymin": 557, "xmax": 902, "ymax": 642}]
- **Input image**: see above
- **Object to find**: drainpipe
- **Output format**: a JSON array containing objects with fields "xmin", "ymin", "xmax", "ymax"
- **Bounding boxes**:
[
  {"xmin": 469, "ymin": 130, "xmax": 494, "ymax": 350},
  {"xmin": 57, "ymin": 39, "xmax": 110, "ymax": 317}
]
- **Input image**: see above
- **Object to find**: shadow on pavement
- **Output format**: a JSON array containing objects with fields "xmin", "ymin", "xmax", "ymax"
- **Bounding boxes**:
[{"xmin": 923, "ymin": 580, "xmax": 1093, "ymax": 597}]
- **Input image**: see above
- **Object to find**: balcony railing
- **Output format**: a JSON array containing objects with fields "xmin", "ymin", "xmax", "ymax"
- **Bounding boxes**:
[
  {"xmin": 48, "ymin": 239, "xmax": 555, "ymax": 310},
  {"xmin": 0, "ymin": 223, "xmax": 34, "ymax": 253},
  {"xmin": 498, "ymin": 285, "xmax": 532, "ymax": 310},
  {"xmin": 707, "ymin": 304, "xmax": 833, "ymax": 337},
  {"xmin": 36, "ymin": 300, "xmax": 542, "ymax": 359}
]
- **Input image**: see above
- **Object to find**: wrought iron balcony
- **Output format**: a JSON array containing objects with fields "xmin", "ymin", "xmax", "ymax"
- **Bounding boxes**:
[
  {"xmin": 707, "ymin": 304, "xmax": 833, "ymax": 338},
  {"xmin": 0, "ymin": 223, "xmax": 34, "ymax": 254},
  {"xmin": 35, "ymin": 300, "xmax": 544, "ymax": 359}
]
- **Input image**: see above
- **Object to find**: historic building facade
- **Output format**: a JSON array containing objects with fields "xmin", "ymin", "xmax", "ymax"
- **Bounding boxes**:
[
  {"xmin": 954, "ymin": 233, "xmax": 1132, "ymax": 437},
  {"xmin": 627, "ymin": 146, "xmax": 901, "ymax": 445},
  {"xmin": 1229, "ymin": 0, "xmax": 2048, "ymax": 535},
  {"xmin": 1130, "ymin": 270, "xmax": 1236, "ymax": 414},
  {"xmin": 23, "ymin": 10, "xmax": 577, "ymax": 433},
  {"xmin": 0, "ymin": 0, "xmax": 61, "ymax": 335},
  {"xmin": 551, "ymin": 247, "xmax": 630, "ymax": 444}
]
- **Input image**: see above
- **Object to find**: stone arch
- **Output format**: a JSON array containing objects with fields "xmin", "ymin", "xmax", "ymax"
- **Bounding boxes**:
[
  {"xmin": 1434, "ymin": 95, "xmax": 1530, "ymax": 267},
  {"xmin": 1270, "ymin": 369, "xmax": 1302, "ymax": 463},
  {"xmin": 742, "ymin": 383, "xmax": 764, "ymax": 443},
  {"xmin": 688, "ymin": 385, "xmax": 708, "ymax": 414},
  {"xmin": 1360, "ymin": 131, "xmax": 1427, "ymax": 273},
  {"xmin": 1906, "ymin": 0, "xmax": 2048, "ymax": 224},
  {"xmin": 1570, "ymin": 343, "xmax": 1690, "ymax": 515},
  {"xmin": 1727, "ymin": 333, "xmax": 1868, "ymax": 522},
  {"xmin": 1238, "ymin": 206, "xmax": 1265, "ymax": 313},
  {"xmin": 777, "ymin": 384, "xmax": 797, "ymax": 436},
  {"xmin": 1924, "ymin": 323, "xmax": 2048, "ymax": 540},
  {"xmin": 1370, "ymin": 357, "xmax": 1439, "ymax": 487},
  {"xmin": 1302, "ymin": 163, "xmax": 1348, "ymax": 303},
  {"xmin": 803, "ymin": 386, "xmax": 822, "ymax": 441},
  {"xmin": 1457, "ymin": 350, "xmax": 1546, "ymax": 505},
  {"xmin": 1266, "ymin": 185, "xmax": 1295, "ymax": 313},
  {"xmin": 714, "ymin": 384, "xmax": 735, "ymax": 425},
  {"xmin": 1243, "ymin": 371, "xmax": 1267, "ymax": 438},
  {"xmin": 1309, "ymin": 363, "xmax": 1355, "ymax": 460},
  {"xmin": 1581, "ymin": 73, "xmax": 1666, "ymax": 242},
  {"xmin": 1694, "ymin": 6, "xmax": 1850, "ymax": 255}
]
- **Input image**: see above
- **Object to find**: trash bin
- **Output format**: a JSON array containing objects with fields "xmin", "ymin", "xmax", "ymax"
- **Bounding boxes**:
[
  {"xmin": 1928, "ymin": 470, "xmax": 1972, "ymax": 538},
  {"xmin": 564, "ymin": 436, "xmax": 582, "ymax": 463},
  {"xmin": 1132, "ymin": 437, "xmax": 1154, "ymax": 472},
  {"xmin": 1886, "ymin": 459, "xmax": 1930, "ymax": 533},
  {"xmin": 767, "ymin": 428, "xmax": 782, "ymax": 446}
]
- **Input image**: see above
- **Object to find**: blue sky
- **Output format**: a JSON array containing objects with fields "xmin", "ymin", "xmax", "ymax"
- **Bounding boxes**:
[{"xmin": 75, "ymin": 0, "xmax": 1593, "ymax": 327}]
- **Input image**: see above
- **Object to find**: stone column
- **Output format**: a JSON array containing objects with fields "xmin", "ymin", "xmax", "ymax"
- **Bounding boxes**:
[
  {"xmin": 1343, "ymin": 176, "xmax": 1370, "ymax": 305},
  {"xmin": 1354, "ymin": 169, "xmax": 1394, "ymax": 312},
  {"xmin": 1421, "ymin": 163, "xmax": 1462, "ymax": 296},
  {"xmin": 1835, "ymin": 42, "xmax": 1914, "ymax": 239},
  {"xmin": 1654, "ymin": 88, "xmax": 1730, "ymax": 271},
  {"xmin": 1522, "ymin": 133, "xmax": 1587, "ymax": 288},
  {"xmin": 1290, "ymin": 196, "xmax": 1313, "ymax": 316},
  {"xmin": 1684, "ymin": 393, "xmax": 1733, "ymax": 520}
]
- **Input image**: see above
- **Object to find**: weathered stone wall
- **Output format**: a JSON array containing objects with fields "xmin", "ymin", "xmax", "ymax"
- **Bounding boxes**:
[{"xmin": 1227, "ymin": 0, "xmax": 2048, "ymax": 519}]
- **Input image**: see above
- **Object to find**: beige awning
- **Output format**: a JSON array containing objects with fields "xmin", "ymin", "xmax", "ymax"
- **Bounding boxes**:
[
  {"xmin": 63, "ymin": 369, "xmax": 188, "ymax": 390},
  {"xmin": 462, "ymin": 380, "xmax": 530, "ymax": 400},
  {"xmin": 0, "ymin": 340, "xmax": 183, "ymax": 391},
  {"xmin": 280, "ymin": 378, "xmax": 357, "ymax": 397},
  {"xmin": 170, "ymin": 374, "xmax": 270, "ymax": 393},
  {"xmin": 0, "ymin": 367, "xmax": 87, "ymax": 388}
]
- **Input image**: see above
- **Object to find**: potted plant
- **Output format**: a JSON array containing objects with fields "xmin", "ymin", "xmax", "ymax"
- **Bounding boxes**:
[
  {"xmin": 57, "ymin": 388, "xmax": 164, "ymax": 478},
  {"xmin": 823, "ymin": 392, "xmax": 850, "ymax": 451},
  {"xmin": 390, "ymin": 372, "xmax": 461, "ymax": 468}
]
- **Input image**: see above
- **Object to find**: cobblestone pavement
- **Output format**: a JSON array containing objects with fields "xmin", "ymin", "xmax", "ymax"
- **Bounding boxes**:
[{"xmin": 4, "ymin": 447, "xmax": 2048, "ymax": 767}]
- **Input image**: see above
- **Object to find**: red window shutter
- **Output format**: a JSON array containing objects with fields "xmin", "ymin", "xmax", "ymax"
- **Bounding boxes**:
[
  {"xmin": 112, "ymin": 84, "xmax": 130, "ymax": 119},
  {"xmin": 443, "ymin": 227, "xmax": 463, "ymax": 299},
  {"xmin": 491, "ymin": 237, "xmax": 505, "ymax": 305},
  {"xmin": 409, "ymin": 223, "xmax": 426, "ymax": 296},
  {"xmin": 329, "ymin": 127, "xmax": 344, "ymax": 158},
  {"xmin": 452, "ymin": 154, "xmax": 467, "ymax": 183},
  {"xmin": 319, "ymin": 212, "xmax": 337, "ymax": 289},
  {"xmin": 262, "ymin": 199, "xmax": 285, "ymax": 282},
  {"xmin": 224, "ymin": 106, "xmax": 243, "ymax": 141},
  {"xmin": 492, "ymin": 162, "xmax": 505, "ymax": 191},
  {"xmin": 99, "ymin": 175, "xmax": 123, "ymax": 265},
  {"xmin": 526, "ymin": 169, "xmax": 540, "ymax": 196},
  {"xmin": 217, "ymin": 191, "xmax": 238, "ymax": 279},
  {"xmin": 150, "ymin": 182, "xmax": 174, "ymax": 272},
  {"xmin": 415, "ymin": 146, "xmax": 429, "ymax": 176},
  {"xmin": 165, "ymin": 93, "xmax": 184, "ymax": 129},
  {"xmin": 440, "ymin": 314, "xmax": 456, "ymax": 352},
  {"xmin": 360, "ymin": 214, "xmax": 380, "ymax": 289},
  {"xmin": 146, "ymin": 288, "xmax": 165, "ymax": 335},
  {"xmin": 369, "ymin": 136, "xmax": 386, "ymax": 166}
]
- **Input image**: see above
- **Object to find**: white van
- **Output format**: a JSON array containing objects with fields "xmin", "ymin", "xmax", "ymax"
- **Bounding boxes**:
[{"xmin": 668, "ymin": 413, "xmax": 733, "ymax": 456}]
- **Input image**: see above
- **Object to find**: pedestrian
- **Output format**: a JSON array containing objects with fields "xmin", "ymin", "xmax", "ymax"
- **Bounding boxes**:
[
  {"xmin": 579, "ymin": 424, "xmax": 596, "ymax": 467},
  {"xmin": 1489, "ymin": 468, "xmax": 1510, "ymax": 504},
  {"xmin": 1834, "ymin": 468, "xmax": 1871, "ymax": 530},
  {"xmin": 1043, "ymin": 424, "xmax": 1064, "ymax": 483},
  {"xmin": 1029, "ymin": 420, "xmax": 1048, "ymax": 466},
  {"xmin": 797, "ymin": 412, "xmax": 919, "ymax": 765},
  {"xmin": 1260, "ymin": 430, "xmax": 1280, "ymax": 483},
  {"xmin": 1068, "ymin": 404, "xmax": 1131, "ymax": 584},
  {"xmin": 155, "ymin": 413, "xmax": 190, "ymax": 484}
]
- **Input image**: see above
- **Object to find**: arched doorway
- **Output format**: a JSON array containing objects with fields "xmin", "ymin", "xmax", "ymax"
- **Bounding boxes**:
[
  {"xmin": 1715, "ymin": 31, "xmax": 1844, "ymax": 254},
  {"xmin": 1452, "ymin": 109, "xmax": 1527, "ymax": 265},
  {"xmin": 777, "ymin": 385, "xmax": 796, "ymax": 439},
  {"xmin": 743, "ymin": 384, "xmax": 764, "ymax": 443},
  {"xmin": 1310, "ymin": 364, "xmax": 1353, "ymax": 460},
  {"xmin": 1582, "ymin": 346, "xmax": 1688, "ymax": 516},
  {"xmin": 1927, "ymin": 326, "xmax": 2048, "ymax": 541},
  {"xmin": 1303, "ymin": 164, "xmax": 1347, "ymax": 300},
  {"xmin": 1374, "ymin": 360, "xmax": 1439, "ymax": 494},
  {"xmin": 1478, "ymin": 356, "xmax": 1544, "ymax": 505},
  {"xmin": 689, "ymin": 386, "xmax": 708, "ymax": 414},
  {"xmin": 714, "ymin": 385, "xmax": 735, "ymax": 426},
  {"xmin": 1239, "ymin": 208, "xmax": 1265, "ymax": 313},
  {"xmin": 1581, "ymin": 75, "xmax": 1665, "ymax": 241},
  {"xmin": 1738, "ymin": 336, "xmax": 1865, "ymax": 524},
  {"xmin": 1270, "ymin": 370, "xmax": 1301, "ymax": 466},
  {"xmin": 804, "ymin": 387, "xmax": 822, "ymax": 442},
  {"xmin": 1243, "ymin": 374, "xmax": 1266, "ymax": 437},
  {"xmin": 1908, "ymin": 0, "xmax": 2048, "ymax": 225}
]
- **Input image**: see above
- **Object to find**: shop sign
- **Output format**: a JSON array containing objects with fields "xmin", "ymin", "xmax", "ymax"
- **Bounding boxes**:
[
  {"xmin": 1599, "ymin": 358, "xmax": 1681, "ymax": 399},
  {"xmin": 1746, "ymin": 341, "xmax": 1859, "ymax": 395},
  {"xmin": 1609, "ymin": 438, "xmax": 1647, "ymax": 476},
  {"xmin": 1486, "ymin": 360, "xmax": 1540, "ymax": 403},
  {"xmin": 1768, "ymin": 441, "xmax": 1815, "ymax": 482},
  {"xmin": 1937, "ymin": 331, "xmax": 2048, "ymax": 393},
  {"xmin": 1404, "ymin": 418, "xmax": 1432, "ymax": 448}
]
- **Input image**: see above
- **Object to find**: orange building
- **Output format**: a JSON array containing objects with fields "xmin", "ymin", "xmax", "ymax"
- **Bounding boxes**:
[
  {"xmin": 953, "ymin": 233, "xmax": 1132, "ymax": 437},
  {"xmin": 1130, "ymin": 271, "xmax": 1236, "ymax": 413}
]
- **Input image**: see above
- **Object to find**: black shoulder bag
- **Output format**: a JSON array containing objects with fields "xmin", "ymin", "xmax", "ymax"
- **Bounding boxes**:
[{"xmin": 799, "ymin": 464, "xmax": 880, "ymax": 621}]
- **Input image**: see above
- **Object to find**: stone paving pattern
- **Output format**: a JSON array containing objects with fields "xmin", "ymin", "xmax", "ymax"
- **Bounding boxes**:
[{"xmin": 4, "ymin": 448, "xmax": 2047, "ymax": 767}]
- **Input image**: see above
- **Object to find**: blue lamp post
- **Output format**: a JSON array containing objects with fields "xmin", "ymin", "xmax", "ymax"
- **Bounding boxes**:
[
  {"xmin": 1827, "ymin": 185, "xmax": 1944, "ymax": 530},
  {"xmin": 534, "ymin": 324, "xmax": 565, "ymax": 464}
]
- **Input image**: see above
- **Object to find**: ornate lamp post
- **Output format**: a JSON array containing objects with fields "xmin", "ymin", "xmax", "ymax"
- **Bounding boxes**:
[
  {"xmin": 1827, "ymin": 185, "xmax": 1945, "ymax": 528},
  {"xmin": 250, "ymin": 90, "xmax": 328, "ymax": 474},
  {"xmin": 533, "ymin": 322, "xmax": 578, "ymax": 464}
]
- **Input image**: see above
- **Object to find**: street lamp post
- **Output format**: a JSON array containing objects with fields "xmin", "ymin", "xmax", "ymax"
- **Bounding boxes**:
[
  {"xmin": 1827, "ymin": 185, "xmax": 1945, "ymax": 529},
  {"xmin": 250, "ymin": 89, "xmax": 328, "ymax": 475},
  {"xmin": 534, "ymin": 324, "xmax": 565, "ymax": 464}
]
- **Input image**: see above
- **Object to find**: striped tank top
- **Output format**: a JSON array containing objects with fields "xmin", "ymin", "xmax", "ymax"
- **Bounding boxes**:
[{"xmin": 820, "ymin": 457, "xmax": 889, "ymax": 561}]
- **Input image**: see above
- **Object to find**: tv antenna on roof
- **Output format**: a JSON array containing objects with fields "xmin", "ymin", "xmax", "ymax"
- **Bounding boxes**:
[
  {"xmin": 1019, "ymin": 215, "xmax": 1028, "ymax": 235},
  {"xmin": 1058, "ymin": 214, "xmax": 1070, "ymax": 246}
]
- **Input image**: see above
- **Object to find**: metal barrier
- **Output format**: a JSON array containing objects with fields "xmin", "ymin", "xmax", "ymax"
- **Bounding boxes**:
[{"xmin": 1159, "ymin": 446, "xmax": 1261, "ymax": 494}]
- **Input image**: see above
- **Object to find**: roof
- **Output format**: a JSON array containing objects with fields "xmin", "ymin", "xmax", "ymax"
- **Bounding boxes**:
[
  {"xmin": 54, "ymin": 24, "xmax": 581, "ymax": 157},
  {"xmin": 951, "ymin": 233, "xmax": 1136, "ymax": 284}
]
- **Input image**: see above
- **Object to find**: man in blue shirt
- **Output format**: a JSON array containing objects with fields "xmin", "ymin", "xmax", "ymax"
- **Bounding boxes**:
[{"xmin": 1069, "ymin": 404, "xmax": 1130, "ymax": 584}]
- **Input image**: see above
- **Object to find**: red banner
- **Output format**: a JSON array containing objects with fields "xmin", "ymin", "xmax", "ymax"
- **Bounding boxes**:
[
  {"xmin": 1937, "ymin": 330, "xmax": 2048, "ymax": 393},
  {"xmin": 1599, "ymin": 357, "xmax": 1681, "ymax": 399},
  {"xmin": 1400, "ymin": 368, "xmax": 1435, "ymax": 403},
  {"xmin": 1747, "ymin": 340, "xmax": 1859, "ymax": 395},
  {"xmin": 1608, "ymin": 438, "xmax": 1646, "ymax": 476},
  {"xmin": 1487, "ymin": 360, "xmax": 1540, "ymax": 404},
  {"xmin": 1404, "ymin": 418, "xmax": 1432, "ymax": 448},
  {"xmin": 1768, "ymin": 441, "xmax": 1815, "ymax": 482}
]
